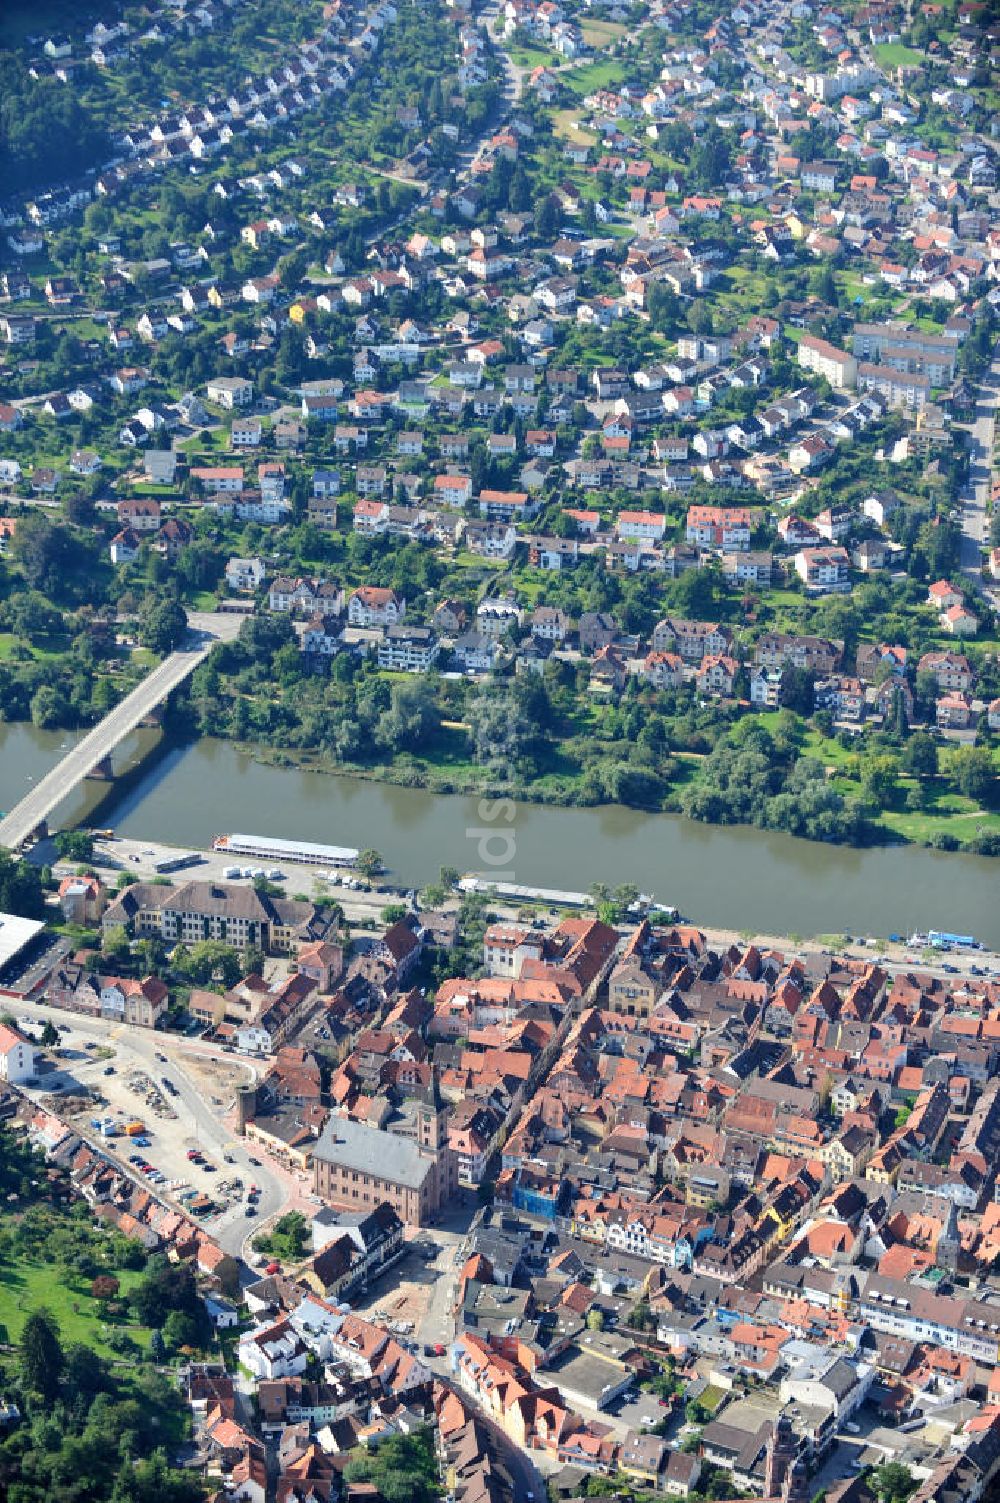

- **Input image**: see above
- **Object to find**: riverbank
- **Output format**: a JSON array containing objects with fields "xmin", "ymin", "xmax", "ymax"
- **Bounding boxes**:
[
  {"xmin": 242, "ymin": 736, "xmax": 1000, "ymax": 859},
  {"xmin": 4, "ymin": 724, "xmax": 998, "ymax": 945},
  {"xmin": 53, "ymin": 832, "xmax": 999, "ymax": 979}
]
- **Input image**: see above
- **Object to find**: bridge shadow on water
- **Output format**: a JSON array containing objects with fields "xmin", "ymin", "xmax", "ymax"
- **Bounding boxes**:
[{"xmin": 74, "ymin": 730, "xmax": 198, "ymax": 833}]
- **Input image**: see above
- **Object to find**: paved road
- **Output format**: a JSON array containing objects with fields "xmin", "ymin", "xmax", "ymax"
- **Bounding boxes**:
[
  {"xmin": 479, "ymin": 2, "xmax": 526, "ymax": 104},
  {"xmin": 0, "ymin": 612, "xmax": 240, "ymax": 852},
  {"xmin": 958, "ymin": 345, "xmax": 999, "ymax": 606},
  {"xmin": 14, "ymin": 996, "xmax": 288, "ymax": 1259}
]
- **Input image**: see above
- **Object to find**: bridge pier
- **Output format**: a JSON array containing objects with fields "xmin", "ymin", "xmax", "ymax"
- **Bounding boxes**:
[{"xmin": 0, "ymin": 632, "xmax": 215, "ymax": 853}]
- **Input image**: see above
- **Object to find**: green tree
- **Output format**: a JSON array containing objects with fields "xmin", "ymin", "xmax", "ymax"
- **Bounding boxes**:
[
  {"xmin": 124, "ymin": 1446, "xmax": 206, "ymax": 1503},
  {"xmin": 343, "ymin": 1427, "xmax": 440, "ymax": 1503},
  {"xmin": 780, "ymin": 666, "xmax": 814, "ymax": 716},
  {"xmin": 376, "ymin": 678, "xmax": 440, "ymax": 752},
  {"xmin": 140, "ymin": 599, "xmax": 188, "ymax": 655},
  {"xmin": 860, "ymin": 754, "xmax": 899, "ymax": 811},
  {"xmin": 355, "ymin": 849, "xmax": 384, "ymax": 879},
  {"xmin": 102, "ymin": 924, "xmax": 131, "ymax": 963},
  {"xmin": 535, "ymin": 192, "xmax": 560, "ymax": 239},
  {"xmin": 176, "ymin": 940, "xmax": 242, "ymax": 988},
  {"xmin": 19, "ymin": 1307, "xmax": 63, "ymax": 1401},
  {"xmin": 944, "ymin": 746, "xmax": 996, "ymax": 804},
  {"xmin": 237, "ymin": 611, "xmax": 297, "ymax": 665},
  {"xmin": 9, "ymin": 513, "xmax": 74, "ymax": 595},
  {"xmin": 132, "ymin": 1260, "xmax": 206, "ymax": 1339},
  {"xmin": 55, "ymin": 830, "xmax": 94, "ymax": 862},
  {"xmin": 257, "ymin": 1211, "xmax": 310, "ymax": 1260},
  {"xmin": 63, "ymin": 1341, "xmax": 108, "ymax": 1402},
  {"xmin": 690, "ymin": 125, "xmax": 731, "ymax": 188},
  {"xmin": 162, "ymin": 1310, "xmax": 200, "ymax": 1353},
  {"xmin": 0, "ymin": 850, "xmax": 47, "ymax": 919},
  {"xmin": 30, "ymin": 683, "xmax": 72, "ymax": 730},
  {"xmin": 629, "ymin": 1299, "xmax": 654, "ymax": 1332},
  {"xmin": 873, "ymin": 1461, "xmax": 916, "ymax": 1503},
  {"xmin": 902, "ymin": 731, "xmax": 937, "ymax": 779}
]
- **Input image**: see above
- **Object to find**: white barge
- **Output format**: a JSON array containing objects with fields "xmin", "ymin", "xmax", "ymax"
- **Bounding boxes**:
[{"xmin": 212, "ymin": 832, "xmax": 359, "ymax": 868}]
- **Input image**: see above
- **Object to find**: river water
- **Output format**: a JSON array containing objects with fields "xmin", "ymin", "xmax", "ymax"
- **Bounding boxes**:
[{"xmin": 1, "ymin": 723, "xmax": 997, "ymax": 944}]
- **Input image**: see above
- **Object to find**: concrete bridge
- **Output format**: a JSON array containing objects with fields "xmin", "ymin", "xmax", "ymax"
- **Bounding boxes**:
[{"xmin": 0, "ymin": 612, "xmax": 242, "ymax": 852}]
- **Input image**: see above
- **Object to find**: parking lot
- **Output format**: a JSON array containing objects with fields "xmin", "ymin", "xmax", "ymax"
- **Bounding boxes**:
[{"xmin": 24, "ymin": 1027, "xmax": 262, "ymax": 1231}]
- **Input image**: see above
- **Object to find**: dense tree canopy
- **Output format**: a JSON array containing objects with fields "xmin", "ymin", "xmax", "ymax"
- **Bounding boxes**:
[{"xmin": 0, "ymin": 58, "xmax": 110, "ymax": 194}]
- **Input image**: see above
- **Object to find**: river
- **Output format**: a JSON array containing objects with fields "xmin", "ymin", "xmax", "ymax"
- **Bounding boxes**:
[{"xmin": 1, "ymin": 722, "xmax": 997, "ymax": 944}]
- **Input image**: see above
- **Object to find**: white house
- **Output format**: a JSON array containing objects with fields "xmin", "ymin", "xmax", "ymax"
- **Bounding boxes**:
[
  {"xmin": 204, "ymin": 1295, "xmax": 239, "ymax": 1329},
  {"xmin": 347, "ymin": 587, "xmax": 405, "ymax": 627},
  {"xmin": 0, "ymin": 1024, "xmax": 35, "ymax": 1083},
  {"xmin": 225, "ymin": 557, "xmax": 266, "ymax": 593},
  {"xmin": 238, "ymin": 1319, "xmax": 309, "ymax": 1379},
  {"xmin": 207, "ymin": 375, "xmax": 253, "ymax": 409}
]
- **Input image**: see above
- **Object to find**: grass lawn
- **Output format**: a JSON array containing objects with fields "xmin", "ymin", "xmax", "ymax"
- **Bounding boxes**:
[
  {"xmin": 0, "ymin": 1258, "xmax": 150, "ymax": 1357},
  {"xmin": 699, "ymin": 1384, "xmax": 727, "ymax": 1413},
  {"xmin": 0, "ymin": 631, "xmax": 69, "ymax": 663},
  {"xmin": 880, "ymin": 803, "xmax": 1000, "ymax": 846},
  {"xmin": 580, "ymin": 18, "xmax": 627, "ymax": 45},
  {"xmin": 507, "ymin": 42, "xmax": 557, "ymax": 68},
  {"xmin": 187, "ymin": 590, "xmax": 222, "ymax": 612},
  {"xmin": 562, "ymin": 59, "xmax": 628, "ymax": 95},
  {"xmin": 873, "ymin": 42, "xmax": 924, "ymax": 67},
  {"xmin": 835, "ymin": 269, "xmax": 880, "ymax": 311},
  {"xmin": 129, "ymin": 482, "xmax": 180, "ymax": 498},
  {"xmin": 800, "ymin": 728, "xmax": 858, "ymax": 770},
  {"xmin": 743, "ymin": 716, "xmax": 999, "ymax": 850},
  {"xmin": 552, "ymin": 109, "xmax": 599, "ymax": 146},
  {"xmin": 876, "ymin": 767, "xmax": 1000, "ymax": 846},
  {"xmin": 419, "ymin": 724, "xmax": 478, "ymax": 774}
]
